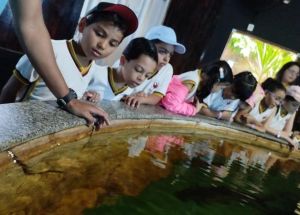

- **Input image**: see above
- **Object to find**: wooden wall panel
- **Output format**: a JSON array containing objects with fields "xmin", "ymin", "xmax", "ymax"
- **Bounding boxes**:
[
  {"xmin": 0, "ymin": 0, "xmax": 84, "ymax": 52},
  {"xmin": 0, "ymin": 0, "xmax": 84, "ymax": 90},
  {"xmin": 164, "ymin": 0, "xmax": 224, "ymax": 74}
]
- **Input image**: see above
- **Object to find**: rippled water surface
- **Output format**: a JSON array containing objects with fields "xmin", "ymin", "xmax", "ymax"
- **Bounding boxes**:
[{"xmin": 1, "ymin": 130, "xmax": 300, "ymax": 215}]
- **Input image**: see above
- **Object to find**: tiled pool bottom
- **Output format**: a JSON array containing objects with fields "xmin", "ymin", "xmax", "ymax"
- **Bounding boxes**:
[{"xmin": 1, "ymin": 128, "xmax": 300, "ymax": 215}]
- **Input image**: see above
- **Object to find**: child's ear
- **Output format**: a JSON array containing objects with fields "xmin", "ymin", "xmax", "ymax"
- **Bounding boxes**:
[
  {"xmin": 120, "ymin": 55, "xmax": 128, "ymax": 66},
  {"xmin": 78, "ymin": 17, "xmax": 88, "ymax": 33}
]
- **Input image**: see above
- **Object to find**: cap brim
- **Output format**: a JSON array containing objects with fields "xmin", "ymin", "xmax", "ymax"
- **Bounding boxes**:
[
  {"xmin": 157, "ymin": 38, "xmax": 186, "ymax": 54},
  {"xmin": 174, "ymin": 43, "xmax": 186, "ymax": 54}
]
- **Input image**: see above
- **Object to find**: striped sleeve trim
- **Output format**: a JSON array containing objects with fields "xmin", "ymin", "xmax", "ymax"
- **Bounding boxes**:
[
  {"xmin": 182, "ymin": 80, "xmax": 195, "ymax": 90},
  {"xmin": 21, "ymin": 78, "xmax": 40, "ymax": 101},
  {"xmin": 153, "ymin": 91, "xmax": 164, "ymax": 98},
  {"xmin": 202, "ymin": 104, "xmax": 208, "ymax": 108},
  {"xmin": 13, "ymin": 69, "xmax": 30, "ymax": 85}
]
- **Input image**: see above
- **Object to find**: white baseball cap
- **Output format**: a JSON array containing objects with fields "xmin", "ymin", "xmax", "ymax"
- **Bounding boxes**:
[
  {"xmin": 287, "ymin": 85, "xmax": 300, "ymax": 102},
  {"xmin": 145, "ymin": 25, "xmax": 186, "ymax": 54}
]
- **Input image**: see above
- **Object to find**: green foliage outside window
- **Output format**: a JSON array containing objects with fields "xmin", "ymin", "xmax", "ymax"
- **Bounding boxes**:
[{"xmin": 221, "ymin": 30, "xmax": 298, "ymax": 82}]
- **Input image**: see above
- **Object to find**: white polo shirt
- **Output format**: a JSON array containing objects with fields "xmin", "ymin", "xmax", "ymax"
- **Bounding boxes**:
[
  {"xmin": 131, "ymin": 63, "xmax": 173, "ymax": 97},
  {"xmin": 14, "ymin": 40, "xmax": 96, "ymax": 101},
  {"xmin": 87, "ymin": 66, "xmax": 133, "ymax": 101},
  {"xmin": 178, "ymin": 69, "xmax": 201, "ymax": 102},
  {"xmin": 248, "ymin": 100, "xmax": 275, "ymax": 122},
  {"xmin": 269, "ymin": 106, "xmax": 292, "ymax": 131},
  {"xmin": 203, "ymin": 89, "xmax": 240, "ymax": 112}
]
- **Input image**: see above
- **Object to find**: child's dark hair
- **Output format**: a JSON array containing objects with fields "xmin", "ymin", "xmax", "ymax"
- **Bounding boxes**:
[
  {"xmin": 295, "ymin": 77, "xmax": 300, "ymax": 86},
  {"xmin": 150, "ymin": 39, "xmax": 166, "ymax": 45},
  {"xmin": 285, "ymin": 95, "xmax": 296, "ymax": 102},
  {"xmin": 123, "ymin": 37, "xmax": 158, "ymax": 63},
  {"xmin": 233, "ymin": 71, "xmax": 257, "ymax": 101},
  {"xmin": 275, "ymin": 61, "xmax": 300, "ymax": 84},
  {"xmin": 261, "ymin": 78, "xmax": 286, "ymax": 93},
  {"xmin": 197, "ymin": 60, "xmax": 233, "ymax": 100},
  {"xmin": 85, "ymin": 12, "xmax": 128, "ymax": 37}
]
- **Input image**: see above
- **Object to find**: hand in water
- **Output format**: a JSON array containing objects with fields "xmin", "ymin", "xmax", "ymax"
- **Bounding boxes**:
[{"xmin": 66, "ymin": 99, "xmax": 110, "ymax": 129}]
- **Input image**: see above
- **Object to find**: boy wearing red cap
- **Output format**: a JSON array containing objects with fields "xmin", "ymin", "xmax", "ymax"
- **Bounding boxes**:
[{"xmin": 0, "ymin": 2, "xmax": 138, "ymax": 102}]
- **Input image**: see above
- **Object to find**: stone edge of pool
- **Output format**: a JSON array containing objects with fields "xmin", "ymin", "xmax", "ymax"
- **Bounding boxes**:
[{"xmin": 0, "ymin": 100, "xmax": 298, "ymax": 169}]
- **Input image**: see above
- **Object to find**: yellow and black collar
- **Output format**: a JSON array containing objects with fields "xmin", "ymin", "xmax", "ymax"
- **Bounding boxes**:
[
  {"xmin": 280, "ymin": 107, "xmax": 289, "ymax": 117},
  {"xmin": 258, "ymin": 101, "xmax": 268, "ymax": 114},
  {"xmin": 108, "ymin": 67, "xmax": 129, "ymax": 95},
  {"xmin": 66, "ymin": 40, "xmax": 92, "ymax": 76}
]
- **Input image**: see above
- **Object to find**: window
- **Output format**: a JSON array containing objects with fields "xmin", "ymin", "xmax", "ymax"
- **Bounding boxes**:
[{"xmin": 221, "ymin": 29, "xmax": 299, "ymax": 82}]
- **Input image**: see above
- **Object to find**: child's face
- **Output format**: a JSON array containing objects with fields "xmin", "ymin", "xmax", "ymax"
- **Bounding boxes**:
[
  {"xmin": 200, "ymin": 73, "xmax": 209, "ymax": 86},
  {"xmin": 282, "ymin": 65, "xmax": 300, "ymax": 84},
  {"xmin": 122, "ymin": 54, "xmax": 157, "ymax": 88},
  {"xmin": 155, "ymin": 42, "xmax": 175, "ymax": 71},
  {"xmin": 79, "ymin": 19, "xmax": 124, "ymax": 60},
  {"xmin": 264, "ymin": 89, "xmax": 285, "ymax": 108},
  {"xmin": 223, "ymin": 85, "xmax": 237, "ymax": 100},
  {"xmin": 283, "ymin": 100, "xmax": 300, "ymax": 113}
]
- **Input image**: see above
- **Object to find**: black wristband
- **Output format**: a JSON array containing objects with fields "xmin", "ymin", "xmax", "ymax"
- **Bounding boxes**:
[{"xmin": 56, "ymin": 88, "xmax": 78, "ymax": 109}]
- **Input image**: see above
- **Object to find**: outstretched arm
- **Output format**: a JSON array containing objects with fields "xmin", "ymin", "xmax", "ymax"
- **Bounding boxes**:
[
  {"xmin": 9, "ymin": 0, "xmax": 110, "ymax": 128},
  {"xmin": 9, "ymin": 0, "xmax": 68, "ymax": 98},
  {"xmin": 264, "ymin": 111, "xmax": 298, "ymax": 149},
  {"xmin": 122, "ymin": 93, "xmax": 162, "ymax": 108},
  {"xmin": 234, "ymin": 103, "xmax": 252, "ymax": 123},
  {"xmin": 160, "ymin": 78, "xmax": 197, "ymax": 116}
]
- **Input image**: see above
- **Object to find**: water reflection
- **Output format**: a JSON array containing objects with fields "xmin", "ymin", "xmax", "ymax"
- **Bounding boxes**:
[
  {"xmin": 87, "ymin": 134, "xmax": 300, "ymax": 215},
  {"xmin": 0, "ymin": 131, "xmax": 300, "ymax": 214}
]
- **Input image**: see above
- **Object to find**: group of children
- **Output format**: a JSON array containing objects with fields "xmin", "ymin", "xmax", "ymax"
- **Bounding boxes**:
[
  {"xmin": 0, "ymin": 2, "xmax": 299, "ymax": 150},
  {"xmin": 161, "ymin": 60, "xmax": 300, "ymax": 150}
]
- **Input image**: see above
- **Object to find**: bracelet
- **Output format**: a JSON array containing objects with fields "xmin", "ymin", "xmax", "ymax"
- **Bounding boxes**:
[
  {"xmin": 277, "ymin": 131, "xmax": 281, "ymax": 138},
  {"xmin": 217, "ymin": 112, "xmax": 223, "ymax": 120}
]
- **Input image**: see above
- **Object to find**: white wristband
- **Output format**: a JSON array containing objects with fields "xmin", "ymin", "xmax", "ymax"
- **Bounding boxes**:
[
  {"xmin": 277, "ymin": 131, "xmax": 281, "ymax": 138},
  {"xmin": 217, "ymin": 112, "xmax": 223, "ymax": 120}
]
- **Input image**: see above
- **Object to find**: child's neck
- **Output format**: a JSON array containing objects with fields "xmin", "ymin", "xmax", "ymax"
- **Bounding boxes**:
[
  {"xmin": 113, "ymin": 67, "xmax": 126, "ymax": 88},
  {"xmin": 72, "ymin": 40, "xmax": 92, "ymax": 67},
  {"xmin": 222, "ymin": 86, "xmax": 234, "ymax": 100},
  {"xmin": 282, "ymin": 81, "xmax": 290, "ymax": 88},
  {"xmin": 260, "ymin": 99, "xmax": 269, "ymax": 112},
  {"xmin": 280, "ymin": 105, "xmax": 289, "ymax": 116}
]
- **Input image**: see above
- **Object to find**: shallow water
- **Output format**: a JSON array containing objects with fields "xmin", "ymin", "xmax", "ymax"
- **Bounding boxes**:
[{"xmin": 0, "ymin": 130, "xmax": 300, "ymax": 215}]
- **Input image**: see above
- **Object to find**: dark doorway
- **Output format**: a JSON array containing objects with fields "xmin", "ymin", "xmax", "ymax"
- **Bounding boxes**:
[
  {"xmin": 0, "ymin": 0, "xmax": 84, "ymax": 91},
  {"xmin": 163, "ymin": 0, "xmax": 224, "ymax": 74}
]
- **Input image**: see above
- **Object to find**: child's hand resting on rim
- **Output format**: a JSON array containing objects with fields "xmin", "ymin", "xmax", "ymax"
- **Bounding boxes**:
[
  {"xmin": 194, "ymin": 97, "xmax": 206, "ymax": 113},
  {"xmin": 122, "ymin": 95, "xmax": 144, "ymax": 108},
  {"xmin": 82, "ymin": 91, "xmax": 100, "ymax": 103}
]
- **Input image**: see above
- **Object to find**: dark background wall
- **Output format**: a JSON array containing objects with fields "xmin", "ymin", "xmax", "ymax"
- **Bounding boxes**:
[
  {"xmin": 163, "ymin": 0, "xmax": 224, "ymax": 74},
  {"xmin": 163, "ymin": 0, "xmax": 300, "ymax": 129},
  {"xmin": 0, "ymin": 0, "xmax": 84, "ymax": 90},
  {"xmin": 202, "ymin": 0, "xmax": 253, "ymax": 64},
  {"xmin": 163, "ymin": 0, "xmax": 300, "ymax": 74},
  {"xmin": 1, "ymin": 0, "xmax": 300, "ymax": 88},
  {"xmin": 0, "ymin": 0, "xmax": 84, "ymax": 51}
]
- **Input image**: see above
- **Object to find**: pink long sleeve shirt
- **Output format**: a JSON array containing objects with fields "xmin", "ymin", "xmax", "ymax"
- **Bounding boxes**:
[{"xmin": 161, "ymin": 75, "xmax": 197, "ymax": 116}]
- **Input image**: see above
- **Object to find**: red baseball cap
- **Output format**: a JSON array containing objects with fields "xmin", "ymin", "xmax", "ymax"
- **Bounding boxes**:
[{"xmin": 86, "ymin": 2, "xmax": 138, "ymax": 37}]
